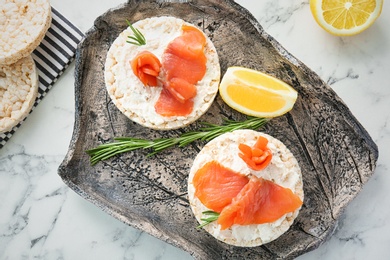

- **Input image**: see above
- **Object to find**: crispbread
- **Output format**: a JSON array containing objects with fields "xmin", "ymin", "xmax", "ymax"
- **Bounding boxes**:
[
  {"xmin": 0, "ymin": 55, "xmax": 38, "ymax": 133},
  {"xmin": 0, "ymin": 0, "xmax": 52, "ymax": 65},
  {"xmin": 188, "ymin": 130, "xmax": 304, "ymax": 247},
  {"xmin": 104, "ymin": 16, "xmax": 220, "ymax": 130}
]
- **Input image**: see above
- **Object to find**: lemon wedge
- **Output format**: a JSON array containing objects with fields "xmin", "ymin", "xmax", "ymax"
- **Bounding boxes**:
[
  {"xmin": 219, "ymin": 66, "xmax": 298, "ymax": 118},
  {"xmin": 310, "ymin": 0, "xmax": 383, "ymax": 36}
]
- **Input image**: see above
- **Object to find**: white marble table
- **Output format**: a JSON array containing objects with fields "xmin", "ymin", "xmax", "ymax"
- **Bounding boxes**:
[{"xmin": 1, "ymin": 0, "xmax": 389, "ymax": 259}]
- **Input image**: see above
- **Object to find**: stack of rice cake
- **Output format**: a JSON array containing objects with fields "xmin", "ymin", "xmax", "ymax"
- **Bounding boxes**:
[{"xmin": 0, "ymin": 0, "xmax": 52, "ymax": 133}]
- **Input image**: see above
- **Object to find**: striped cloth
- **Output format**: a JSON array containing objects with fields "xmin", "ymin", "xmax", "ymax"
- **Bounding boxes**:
[{"xmin": 0, "ymin": 7, "xmax": 85, "ymax": 148}]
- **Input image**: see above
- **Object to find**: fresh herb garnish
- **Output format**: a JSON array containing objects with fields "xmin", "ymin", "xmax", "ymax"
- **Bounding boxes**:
[
  {"xmin": 197, "ymin": 211, "xmax": 220, "ymax": 229},
  {"xmin": 86, "ymin": 117, "xmax": 268, "ymax": 165},
  {"xmin": 126, "ymin": 20, "xmax": 146, "ymax": 46}
]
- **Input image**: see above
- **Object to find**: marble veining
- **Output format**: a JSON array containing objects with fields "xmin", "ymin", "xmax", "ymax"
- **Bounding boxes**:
[{"xmin": 1, "ymin": 0, "xmax": 389, "ymax": 259}]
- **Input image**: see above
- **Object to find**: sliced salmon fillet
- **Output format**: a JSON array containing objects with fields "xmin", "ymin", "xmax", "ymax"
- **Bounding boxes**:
[
  {"xmin": 155, "ymin": 25, "xmax": 207, "ymax": 116},
  {"xmin": 131, "ymin": 51, "xmax": 161, "ymax": 86},
  {"xmin": 193, "ymin": 161, "xmax": 249, "ymax": 213},
  {"xmin": 164, "ymin": 77, "xmax": 197, "ymax": 104},
  {"xmin": 154, "ymin": 89, "xmax": 193, "ymax": 117},
  {"xmin": 238, "ymin": 136, "xmax": 272, "ymax": 171},
  {"xmin": 163, "ymin": 54, "xmax": 206, "ymax": 85},
  {"xmin": 162, "ymin": 25, "xmax": 207, "ymax": 84},
  {"xmin": 217, "ymin": 176, "xmax": 303, "ymax": 230},
  {"xmin": 165, "ymin": 25, "xmax": 206, "ymax": 62}
]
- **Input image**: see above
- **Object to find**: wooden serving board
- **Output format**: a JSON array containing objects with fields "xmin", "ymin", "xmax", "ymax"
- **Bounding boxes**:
[{"xmin": 58, "ymin": 0, "xmax": 378, "ymax": 259}]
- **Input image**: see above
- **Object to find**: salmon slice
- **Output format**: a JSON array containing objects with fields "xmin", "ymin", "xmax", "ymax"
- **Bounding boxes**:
[
  {"xmin": 164, "ymin": 77, "xmax": 197, "ymax": 103},
  {"xmin": 162, "ymin": 53, "xmax": 206, "ymax": 85},
  {"xmin": 238, "ymin": 136, "xmax": 272, "ymax": 171},
  {"xmin": 165, "ymin": 25, "xmax": 206, "ymax": 61},
  {"xmin": 131, "ymin": 51, "xmax": 161, "ymax": 86},
  {"xmin": 155, "ymin": 25, "xmax": 207, "ymax": 116},
  {"xmin": 193, "ymin": 161, "xmax": 249, "ymax": 213},
  {"xmin": 162, "ymin": 25, "xmax": 207, "ymax": 84},
  {"xmin": 217, "ymin": 177, "xmax": 303, "ymax": 230},
  {"xmin": 154, "ymin": 89, "xmax": 193, "ymax": 117}
]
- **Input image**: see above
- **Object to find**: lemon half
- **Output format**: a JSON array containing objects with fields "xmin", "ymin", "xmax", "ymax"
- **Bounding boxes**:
[
  {"xmin": 310, "ymin": 0, "xmax": 383, "ymax": 36},
  {"xmin": 219, "ymin": 67, "xmax": 298, "ymax": 118}
]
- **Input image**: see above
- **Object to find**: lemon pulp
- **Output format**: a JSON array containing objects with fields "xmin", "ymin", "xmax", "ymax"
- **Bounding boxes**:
[{"xmin": 226, "ymin": 84, "xmax": 287, "ymax": 113}]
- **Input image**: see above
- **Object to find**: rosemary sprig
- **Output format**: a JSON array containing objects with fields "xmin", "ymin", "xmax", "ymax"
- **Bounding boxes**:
[
  {"xmin": 126, "ymin": 20, "xmax": 146, "ymax": 46},
  {"xmin": 196, "ymin": 211, "xmax": 220, "ymax": 229},
  {"xmin": 86, "ymin": 117, "xmax": 268, "ymax": 165}
]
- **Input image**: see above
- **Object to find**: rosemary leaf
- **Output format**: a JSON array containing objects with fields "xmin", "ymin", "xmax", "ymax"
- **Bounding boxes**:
[
  {"xmin": 86, "ymin": 117, "xmax": 268, "ymax": 165},
  {"xmin": 196, "ymin": 211, "xmax": 220, "ymax": 229},
  {"xmin": 126, "ymin": 20, "xmax": 146, "ymax": 46}
]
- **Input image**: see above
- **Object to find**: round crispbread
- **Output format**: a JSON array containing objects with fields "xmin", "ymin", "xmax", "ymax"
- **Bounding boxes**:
[
  {"xmin": 104, "ymin": 16, "xmax": 220, "ymax": 130},
  {"xmin": 0, "ymin": 55, "xmax": 38, "ymax": 133},
  {"xmin": 188, "ymin": 130, "xmax": 304, "ymax": 247},
  {"xmin": 0, "ymin": 0, "xmax": 52, "ymax": 65}
]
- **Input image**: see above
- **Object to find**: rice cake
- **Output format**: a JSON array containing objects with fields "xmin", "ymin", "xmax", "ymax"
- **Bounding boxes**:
[
  {"xmin": 0, "ymin": 0, "xmax": 52, "ymax": 65},
  {"xmin": 104, "ymin": 16, "xmax": 220, "ymax": 130},
  {"xmin": 0, "ymin": 55, "xmax": 38, "ymax": 133},
  {"xmin": 188, "ymin": 129, "xmax": 304, "ymax": 247}
]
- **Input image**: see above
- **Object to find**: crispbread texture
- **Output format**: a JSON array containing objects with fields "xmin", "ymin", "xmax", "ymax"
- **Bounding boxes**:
[
  {"xmin": 105, "ymin": 16, "xmax": 220, "ymax": 130},
  {"xmin": 0, "ymin": 55, "xmax": 38, "ymax": 133},
  {"xmin": 188, "ymin": 130, "xmax": 304, "ymax": 247},
  {"xmin": 0, "ymin": 0, "xmax": 52, "ymax": 65}
]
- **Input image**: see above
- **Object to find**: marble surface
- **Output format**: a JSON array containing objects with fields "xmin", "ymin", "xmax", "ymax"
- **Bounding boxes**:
[{"xmin": 0, "ymin": 0, "xmax": 389, "ymax": 259}]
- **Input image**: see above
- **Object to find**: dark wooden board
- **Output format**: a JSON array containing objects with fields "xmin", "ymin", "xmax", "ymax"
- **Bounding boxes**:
[{"xmin": 58, "ymin": 0, "xmax": 378, "ymax": 259}]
